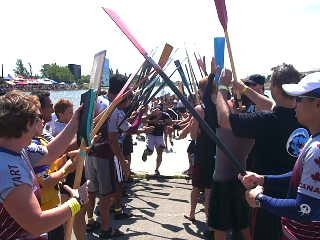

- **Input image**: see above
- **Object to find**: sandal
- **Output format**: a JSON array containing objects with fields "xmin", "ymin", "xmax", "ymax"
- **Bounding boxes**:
[
  {"xmin": 184, "ymin": 215, "xmax": 196, "ymax": 223},
  {"xmin": 86, "ymin": 221, "xmax": 100, "ymax": 233}
]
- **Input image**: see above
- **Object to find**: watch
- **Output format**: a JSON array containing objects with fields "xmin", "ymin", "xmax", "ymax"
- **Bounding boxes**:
[
  {"xmin": 255, "ymin": 193, "xmax": 263, "ymax": 208},
  {"xmin": 218, "ymin": 85, "xmax": 229, "ymax": 91}
]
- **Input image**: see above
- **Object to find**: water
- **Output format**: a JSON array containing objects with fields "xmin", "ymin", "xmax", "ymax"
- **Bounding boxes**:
[
  {"xmin": 50, "ymin": 90, "xmax": 86, "ymax": 107},
  {"xmin": 50, "ymin": 87, "xmax": 174, "ymax": 107},
  {"xmin": 50, "ymin": 89, "xmax": 273, "ymax": 107}
]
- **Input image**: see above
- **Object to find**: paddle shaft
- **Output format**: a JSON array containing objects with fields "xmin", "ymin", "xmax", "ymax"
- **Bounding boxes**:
[{"xmin": 224, "ymin": 30, "xmax": 242, "ymax": 106}]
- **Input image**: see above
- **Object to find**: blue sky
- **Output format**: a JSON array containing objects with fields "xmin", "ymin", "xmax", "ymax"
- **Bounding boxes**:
[{"xmin": 1, "ymin": 0, "xmax": 319, "ymax": 81}]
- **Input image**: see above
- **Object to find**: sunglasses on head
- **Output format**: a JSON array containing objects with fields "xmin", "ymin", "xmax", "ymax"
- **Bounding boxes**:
[
  {"xmin": 245, "ymin": 82, "xmax": 257, "ymax": 87},
  {"xmin": 296, "ymin": 95, "xmax": 320, "ymax": 102},
  {"xmin": 34, "ymin": 113, "xmax": 43, "ymax": 120}
]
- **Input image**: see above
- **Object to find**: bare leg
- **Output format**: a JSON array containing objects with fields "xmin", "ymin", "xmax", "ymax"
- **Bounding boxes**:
[
  {"xmin": 188, "ymin": 187, "xmax": 200, "ymax": 219},
  {"xmin": 204, "ymin": 188, "xmax": 212, "ymax": 219},
  {"xmin": 87, "ymin": 192, "xmax": 96, "ymax": 224},
  {"xmin": 73, "ymin": 205, "xmax": 87, "ymax": 240},
  {"xmin": 99, "ymin": 195, "xmax": 113, "ymax": 231},
  {"xmin": 214, "ymin": 230, "xmax": 227, "ymax": 240},
  {"xmin": 240, "ymin": 227, "xmax": 252, "ymax": 240},
  {"xmin": 155, "ymin": 147, "xmax": 164, "ymax": 171}
]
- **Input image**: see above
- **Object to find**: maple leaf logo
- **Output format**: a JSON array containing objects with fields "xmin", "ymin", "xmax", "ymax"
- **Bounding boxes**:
[
  {"xmin": 311, "ymin": 172, "xmax": 320, "ymax": 181},
  {"xmin": 314, "ymin": 157, "xmax": 320, "ymax": 166}
]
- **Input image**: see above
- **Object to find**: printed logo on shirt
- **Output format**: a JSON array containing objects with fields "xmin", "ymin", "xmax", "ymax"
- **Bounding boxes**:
[
  {"xmin": 299, "ymin": 203, "xmax": 311, "ymax": 216},
  {"xmin": 300, "ymin": 182, "xmax": 320, "ymax": 194},
  {"xmin": 311, "ymin": 172, "xmax": 320, "ymax": 182},
  {"xmin": 314, "ymin": 157, "xmax": 320, "ymax": 166},
  {"xmin": 286, "ymin": 128, "xmax": 309, "ymax": 158},
  {"xmin": 8, "ymin": 164, "xmax": 22, "ymax": 186}
]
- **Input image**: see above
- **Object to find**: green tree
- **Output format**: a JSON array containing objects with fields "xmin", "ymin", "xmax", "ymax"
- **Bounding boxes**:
[
  {"xmin": 40, "ymin": 63, "xmax": 75, "ymax": 83},
  {"xmin": 13, "ymin": 59, "xmax": 30, "ymax": 78},
  {"xmin": 78, "ymin": 75, "xmax": 90, "ymax": 84}
]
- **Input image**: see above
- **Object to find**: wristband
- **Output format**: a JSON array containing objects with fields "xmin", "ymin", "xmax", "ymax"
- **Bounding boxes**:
[
  {"xmin": 61, "ymin": 168, "xmax": 66, "ymax": 177},
  {"xmin": 255, "ymin": 193, "xmax": 263, "ymax": 208},
  {"xmin": 66, "ymin": 197, "xmax": 81, "ymax": 216},
  {"xmin": 241, "ymin": 86, "xmax": 249, "ymax": 95},
  {"xmin": 218, "ymin": 85, "xmax": 229, "ymax": 91}
]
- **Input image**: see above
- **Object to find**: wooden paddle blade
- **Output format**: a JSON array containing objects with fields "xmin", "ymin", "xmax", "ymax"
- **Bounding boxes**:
[
  {"xmin": 158, "ymin": 43, "xmax": 173, "ymax": 68},
  {"xmin": 78, "ymin": 50, "xmax": 106, "ymax": 146},
  {"xmin": 89, "ymin": 50, "xmax": 106, "ymax": 90}
]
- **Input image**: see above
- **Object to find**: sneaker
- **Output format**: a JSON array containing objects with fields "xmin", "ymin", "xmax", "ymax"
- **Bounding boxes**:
[
  {"xmin": 154, "ymin": 169, "xmax": 160, "ymax": 176},
  {"xmin": 142, "ymin": 149, "xmax": 148, "ymax": 162},
  {"xmin": 93, "ymin": 228, "xmax": 125, "ymax": 239},
  {"xmin": 86, "ymin": 221, "xmax": 100, "ymax": 233}
]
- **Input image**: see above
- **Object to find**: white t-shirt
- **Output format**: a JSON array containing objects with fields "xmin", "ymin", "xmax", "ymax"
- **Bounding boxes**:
[{"xmin": 51, "ymin": 120, "xmax": 67, "ymax": 137}]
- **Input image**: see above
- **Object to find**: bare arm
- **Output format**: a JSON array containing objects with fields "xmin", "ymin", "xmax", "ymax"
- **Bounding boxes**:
[
  {"xmin": 178, "ymin": 121, "xmax": 191, "ymax": 139},
  {"xmin": 233, "ymin": 81, "xmax": 274, "ymax": 110},
  {"xmin": 108, "ymin": 132, "xmax": 129, "ymax": 176},
  {"xmin": 216, "ymin": 90, "xmax": 232, "ymax": 129},
  {"xmin": 189, "ymin": 105, "xmax": 204, "ymax": 140},
  {"xmin": 40, "ymin": 160, "xmax": 75, "ymax": 188},
  {"xmin": 4, "ymin": 184, "xmax": 72, "ymax": 236},
  {"xmin": 40, "ymin": 107, "xmax": 80, "ymax": 166}
]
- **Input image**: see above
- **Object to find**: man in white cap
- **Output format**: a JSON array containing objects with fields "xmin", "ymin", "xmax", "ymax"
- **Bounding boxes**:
[{"xmin": 239, "ymin": 72, "xmax": 320, "ymax": 240}]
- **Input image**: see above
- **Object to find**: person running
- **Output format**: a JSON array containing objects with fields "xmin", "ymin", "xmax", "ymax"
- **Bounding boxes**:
[
  {"xmin": 239, "ymin": 72, "xmax": 320, "ymax": 240},
  {"xmin": 216, "ymin": 63, "xmax": 305, "ymax": 240},
  {"xmin": 142, "ymin": 105, "xmax": 172, "ymax": 176},
  {"xmin": 0, "ymin": 90, "xmax": 88, "ymax": 240}
]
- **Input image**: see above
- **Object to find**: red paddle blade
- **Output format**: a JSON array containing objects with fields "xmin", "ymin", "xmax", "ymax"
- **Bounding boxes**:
[
  {"xmin": 102, "ymin": 8, "xmax": 148, "ymax": 57},
  {"xmin": 214, "ymin": 0, "xmax": 228, "ymax": 30}
]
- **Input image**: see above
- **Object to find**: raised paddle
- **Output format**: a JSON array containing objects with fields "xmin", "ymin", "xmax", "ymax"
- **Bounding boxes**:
[
  {"xmin": 102, "ymin": 7, "xmax": 245, "ymax": 175},
  {"xmin": 65, "ymin": 50, "xmax": 106, "ymax": 240},
  {"xmin": 214, "ymin": 0, "xmax": 242, "ymax": 106}
]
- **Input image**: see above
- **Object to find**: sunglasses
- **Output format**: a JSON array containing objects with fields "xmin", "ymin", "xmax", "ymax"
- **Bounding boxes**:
[
  {"xmin": 34, "ymin": 113, "xmax": 43, "ymax": 121},
  {"xmin": 245, "ymin": 82, "xmax": 257, "ymax": 87},
  {"xmin": 296, "ymin": 95, "xmax": 320, "ymax": 102}
]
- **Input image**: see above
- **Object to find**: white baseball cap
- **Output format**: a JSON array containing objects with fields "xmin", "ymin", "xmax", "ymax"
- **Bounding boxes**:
[{"xmin": 282, "ymin": 72, "xmax": 320, "ymax": 96}]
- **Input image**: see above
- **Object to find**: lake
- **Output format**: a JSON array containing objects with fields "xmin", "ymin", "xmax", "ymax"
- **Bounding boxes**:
[
  {"xmin": 50, "ymin": 88, "xmax": 273, "ymax": 107},
  {"xmin": 50, "ymin": 86, "xmax": 175, "ymax": 107}
]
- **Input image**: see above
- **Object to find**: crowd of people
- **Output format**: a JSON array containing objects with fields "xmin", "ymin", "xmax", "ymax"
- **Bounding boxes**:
[
  {"xmin": 0, "ymin": 82, "xmax": 80, "ymax": 95},
  {"xmin": 1, "ymin": 61, "xmax": 320, "ymax": 240}
]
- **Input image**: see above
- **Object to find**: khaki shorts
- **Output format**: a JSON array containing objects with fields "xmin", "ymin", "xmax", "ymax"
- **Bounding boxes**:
[{"xmin": 85, "ymin": 156, "xmax": 117, "ymax": 196}]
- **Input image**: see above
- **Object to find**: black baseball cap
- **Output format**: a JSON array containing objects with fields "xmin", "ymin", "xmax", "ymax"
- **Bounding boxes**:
[{"xmin": 243, "ymin": 74, "xmax": 266, "ymax": 85}]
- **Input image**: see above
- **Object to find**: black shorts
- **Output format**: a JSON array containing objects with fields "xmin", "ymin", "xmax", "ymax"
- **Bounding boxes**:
[
  {"xmin": 187, "ymin": 140, "xmax": 195, "ymax": 154},
  {"xmin": 191, "ymin": 163, "xmax": 213, "ymax": 189},
  {"xmin": 208, "ymin": 180, "xmax": 249, "ymax": 231},
  {"xmin": 123, "ymin": 135, "xmax": 133, "ymax": 156}
]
